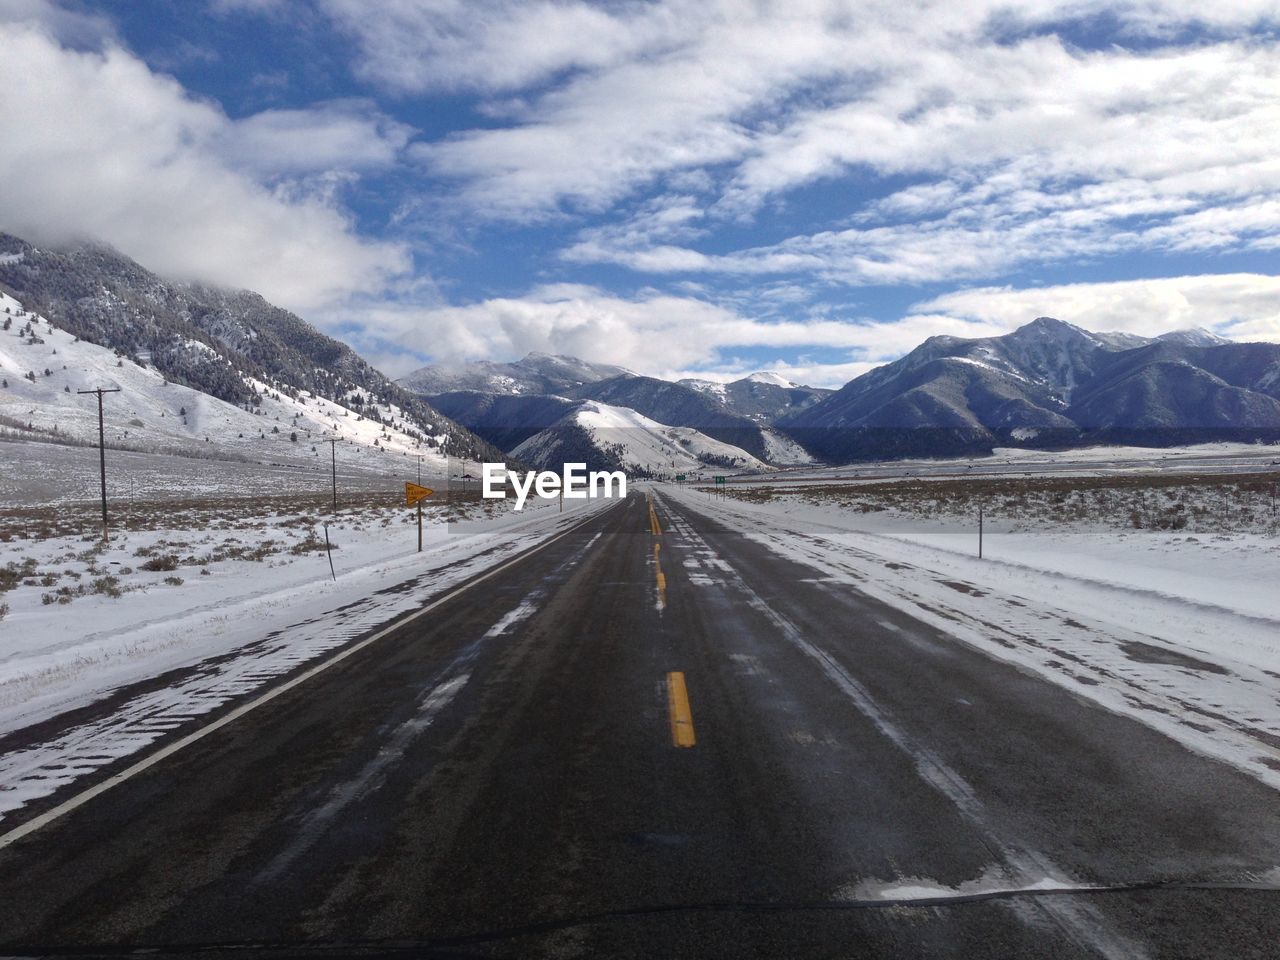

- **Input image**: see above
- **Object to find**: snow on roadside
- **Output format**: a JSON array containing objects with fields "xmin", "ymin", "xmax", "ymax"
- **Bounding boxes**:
[
  {"xmin": 0, "ymin": 495, "xmax": 608, "ymax": 734},
  {"xmin": 0, "ymin": 494, "xmax": 615, "ymax": 824},
  {"xmin": 660, "ymin": 483, "xmax": 1280, "ymax": 791}
]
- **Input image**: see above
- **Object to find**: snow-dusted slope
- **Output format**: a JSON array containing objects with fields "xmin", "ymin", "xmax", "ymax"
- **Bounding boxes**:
[
  {"xmin": 760, "ymin": 427, "xmax": 816, "ymax": 465},
  {"xmin": 512, "ymin": 400, "xmax": 766, "ymax": 475},
  {"xmin": 677, "ymin": 378, "xmax": 729, "ymax": 401},
  {"xmin": 400, "ymin": 352, "xmax": 633, "ymax": 396},
  {"xmin": 0, "ymin": 292, "xmax": 462, "ymax": 477}
]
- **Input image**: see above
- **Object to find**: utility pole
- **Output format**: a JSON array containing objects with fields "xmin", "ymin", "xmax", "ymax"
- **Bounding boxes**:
[
  {"xmin": 417, "ymin": 455, "xmax": 422, "ymax": 485},
  {"xmin": 78, "ymin": 387, "xmax": 121, "ymax": 541},
  {"xmin": 978, "ymin": 500, "xmax": 984, "ymax": 559},
  {"xmin": 324, "ymin": 438, "xmax": 339, "ymax": 512}
]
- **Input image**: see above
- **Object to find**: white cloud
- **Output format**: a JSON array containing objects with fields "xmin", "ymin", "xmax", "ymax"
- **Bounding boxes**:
[
  {"xmin": 555, "ymin": 30, "xmax": 1280, "ymax": 282},
  {"xmin": 319, "ymin": 0, "xmax": 681, "ymax": 94},
  {"xmin": 0, "ymin": 0, "xmax": 113, "ymax": 45},
  {"xmin": 912, "ymin": 274, "xmax": 1280, "ymax": 342},
  {"xmin": 316, "ymin": 283, "xmax": 928, "ymax": 378},
  {"xmin": 355, "ymin": 273, "xmax": 1280, "ymax": 387},
  {"xmin": 323, "ymin": 282, "xmax": 1025, "ymax": 388},
  {"xmin": 0, "ymin": 17, "xmax": 411, "ymax": 312},
  {"xmin": 215, "ymin": 99, "xmax": 415, "ymax": 178},
  {"xmin": 312, "ymin": 1, "xmax": 1280, "ymax": 237}
]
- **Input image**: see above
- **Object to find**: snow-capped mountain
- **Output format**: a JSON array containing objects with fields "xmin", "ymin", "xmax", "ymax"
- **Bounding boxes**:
[
  {"xmin": 566, "ymin": 375, "xmax": 773, "ymax": 459},
  {"xmin": 780, "ymin": 317, "xmax": 1280, "ymax": 462},
  {"xmin": 0, "ymin": 233, "xmax": 501, "ymax": 470},
  {"xmin": 677, "ymin": 372, "xmax": 831, "ymax": 422},
  {"xmin": 511, "ymin": 401, "xmax": 766, "ymax": 476},
  {"xmin": 398, "ymin": 352, "xmax": 633, "ymax": 396},
  {"xmin": 1155, "ymin": 328, "xmax": 1232, "ymax": 348}
]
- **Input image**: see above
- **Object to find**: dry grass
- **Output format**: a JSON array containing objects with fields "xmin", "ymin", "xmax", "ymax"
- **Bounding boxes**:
[
  {"xmin": 710, "ymin": 471, "xmax": 1280, "ymax": 534},
  {"xmin": 0, "ymin": 486, "xmax": 491, "ymax": 543}
]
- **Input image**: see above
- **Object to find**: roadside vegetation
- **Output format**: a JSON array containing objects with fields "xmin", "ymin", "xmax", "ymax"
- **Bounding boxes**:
[
  {"xmin": 0, "ymin": 487, "xmax": 499, "ymax": 611},
  {"xmin": 712, "ymin": 471, "xmax": 1280, "ymax": 535}
]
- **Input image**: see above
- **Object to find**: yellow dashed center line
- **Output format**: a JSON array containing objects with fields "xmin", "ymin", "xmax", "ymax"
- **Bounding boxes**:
[
  {"xmin": 648, "ymin": 499, "xmax": 663, "ymax": 536},
  {"xmin": 666, "ymin": 671, "xmax": 696, "ymax": 748},
  {"xmin": 654, "ymin": 542, "xmax": 667, "ymax": 608}
]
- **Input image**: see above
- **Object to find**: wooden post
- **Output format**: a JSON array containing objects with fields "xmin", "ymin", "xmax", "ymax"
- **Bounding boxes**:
[
  {"xmin": 417, "ymin": 501, "xmax": 423, "ymax": 552},
  {"xmin": 77, "ymin": 386, "xmax": 121, "ymax": 541}
]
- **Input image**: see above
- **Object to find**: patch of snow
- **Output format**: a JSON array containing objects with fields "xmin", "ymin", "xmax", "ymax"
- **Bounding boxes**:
[
  {"xmin": 743, "ymin": 371, "xmax": 797, "ymax": 388},
  {"xmin": 760, "ymin": 427, "xmax": 815, "ymax": 465},
  {"xmin": 679, "ymin": 378, "xmax": 729, "ymax": 401}
]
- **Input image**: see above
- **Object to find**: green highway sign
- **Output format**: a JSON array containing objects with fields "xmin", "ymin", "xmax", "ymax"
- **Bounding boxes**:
[
  {"xmin": 714, "ymin": 476, "xmax": 726, "ymax": 484},
  {"xmin": 676, "ymin": 474, "xmax": 687, "ymax": 482}
]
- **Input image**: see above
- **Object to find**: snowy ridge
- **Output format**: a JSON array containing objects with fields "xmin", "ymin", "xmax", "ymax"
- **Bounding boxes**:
[
  {"xmin": 0, "ymin": 291, "xmax": 463, "ymax": 478},
  {"xmin": 513, "ymin": 400, "xmax": 766, "ymax": 474}
]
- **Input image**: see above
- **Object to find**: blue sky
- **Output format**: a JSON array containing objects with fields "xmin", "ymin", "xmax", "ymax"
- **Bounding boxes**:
[{"xmin": 2, "ymin": 1, "xmax": 1279, "ymax": 386}]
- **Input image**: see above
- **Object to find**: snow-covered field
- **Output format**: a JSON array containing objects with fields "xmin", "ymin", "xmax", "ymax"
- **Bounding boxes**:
[
  {"xmin": 663, "ymin": 477, "xmax": 1280, "ymax": 791},
  {"xmin": 0, "ymin": 438, "xmax": 418, "ymax": 510},
  {"xmin": 747, "ymin": 440, "xmax": 1280, "ymax": 486}
]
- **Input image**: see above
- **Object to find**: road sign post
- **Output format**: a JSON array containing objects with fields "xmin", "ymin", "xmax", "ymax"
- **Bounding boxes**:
[
  {"xmin": 714, "ymin": 475, "xmax": 726, "ymax": 499},
  {"xmin": 405, "ymin": 482, "xmax": 434, "ymax": 552}
]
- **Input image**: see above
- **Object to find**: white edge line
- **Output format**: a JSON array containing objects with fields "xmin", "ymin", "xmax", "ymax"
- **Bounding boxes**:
[{"xmin": 0, "ymin": 497, "xmax": 624, "ymax": 851}]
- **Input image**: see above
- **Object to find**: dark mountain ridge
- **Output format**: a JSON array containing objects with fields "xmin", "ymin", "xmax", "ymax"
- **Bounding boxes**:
[
  {"xmin": 781, "ymin": 317, "xmax": 1280, "ymax": 462},
  {"xmin": 0, "ymin": 233, "xmax": 501, "ymax": 462},
  {"xmin": 398, "ymin": 352, "xmax": 632, "ymax": 396}
]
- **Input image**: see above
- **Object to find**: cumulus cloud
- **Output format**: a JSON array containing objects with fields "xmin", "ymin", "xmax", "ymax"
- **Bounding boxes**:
[
  {"xmin": 912, "ymin": 274, "xmax": 1280, "ymax": 342},
  {"xmin": 321, "ymin": 284, "xmax": 1018, "ymax": 388},
  {"xmin": 215, "ymin": 100, "xmax": 415, "ymax": 178},
  {"xmin": 321, "ymin": 283, "xmax": 872, "ymax": 370},
  {"xmin": 0, "ymin": 16, "xmax": 411, "ymax": 312}
]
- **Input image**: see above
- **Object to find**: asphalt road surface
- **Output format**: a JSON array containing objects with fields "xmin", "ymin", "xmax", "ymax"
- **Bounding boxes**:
[{"xmin": 1, "ymin": 489, "xmax": 1278, "ymax": 959}]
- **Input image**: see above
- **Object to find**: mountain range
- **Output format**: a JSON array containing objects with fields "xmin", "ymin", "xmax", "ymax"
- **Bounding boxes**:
[
  {"xmin": 5, "ymin": 229, "xmax": 1278, "ymax": 476},
  {"xmin": 402, "ymin": 318, "xmax": 1280, "ymax": 469},
  {"xmin": 407, "ymin": 357, "xmax": 822, "ymax": 474},
  {"xmin": 0, "ymin": 233, "xmax": 502, "ymax": 472},
  {"xmin": 780, "ymin": 317, "xmax": 1280, "ymax": 461}
]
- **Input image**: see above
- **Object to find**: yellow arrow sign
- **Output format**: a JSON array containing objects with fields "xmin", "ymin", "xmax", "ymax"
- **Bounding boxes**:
[{"xmin": 405, "ymin": 481, "xmax": 434, "ymax": 506}]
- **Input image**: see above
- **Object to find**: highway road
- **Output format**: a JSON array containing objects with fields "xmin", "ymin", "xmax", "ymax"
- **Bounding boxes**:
[{"xmin": 1, "ymin": 490, "xmax": 1278, "ymax": 958}]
